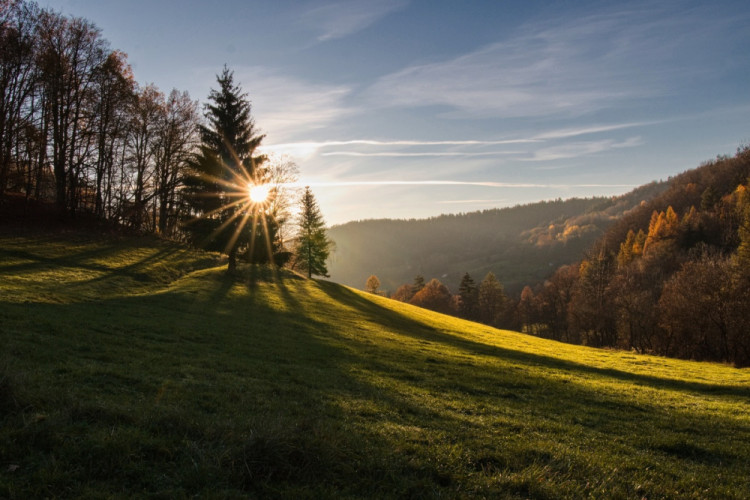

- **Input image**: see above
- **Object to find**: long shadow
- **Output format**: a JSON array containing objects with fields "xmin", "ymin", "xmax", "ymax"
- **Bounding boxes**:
[
  {"xmin": 4, "ymin": 234, "xmax": 744, "ymax": 401},
  {"xmin": 207, "ymin": 271, "xmax": 235, "ymax": 303},
  {"xmin": 0, "ymin": 245, "xmax": 125, "ymax": 274},
  {"xmin": 315, "ymin": 281, "xmax": 750, "ymax": 399},
  {"xmin": 0, "ymin": 239, "xmax": 213, "ymax": 300},
  {"xmin": 3, "ymin": 271, "xmax": 748, "ymax": 496}
]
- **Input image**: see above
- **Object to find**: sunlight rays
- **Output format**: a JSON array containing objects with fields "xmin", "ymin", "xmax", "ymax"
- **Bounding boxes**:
[{"xmin": 187, "ymin": 145, "xmax": 280, "ymax": 267}]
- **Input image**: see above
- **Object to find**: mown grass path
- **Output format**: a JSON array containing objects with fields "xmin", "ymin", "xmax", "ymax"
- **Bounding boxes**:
[{"xmin": 1, "ymin": 232, "xmax": 749, "ymax": 498}]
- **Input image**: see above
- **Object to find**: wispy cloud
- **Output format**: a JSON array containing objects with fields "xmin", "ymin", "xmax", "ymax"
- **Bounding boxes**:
[
  {"xmin": 299, "ymin": 0, "xmax": 408, "ymax": 42},
  {"xmin": 285, "ymin": 180, "xmax": 637, "ymax": 189},
  {"xmin": 232, "ymin": 67, "xmax": 353, "ymax": 143},
  {"xmin": 437, "ymin": 199, "xmax": 509, "ymax": 205},
  {"xmin": 532, "ymin": 122, "xmax": 659, "ymax": 140},
  {"xmin": 520, "ymin": 137, "xmax": 643, "ymax": 162},
  {"xmin": 260, "ymin": 123, "xmax": 646, "ymax": 161},
  {"xmin": 259, "ymin": 138, "xmax": 537, "ymax": 159},
  {"xmin": 320, "ymin": 151, "xmax": 520, "ymax": 158},
  {"xmin": 364, "ymin": 4, "xmax": 724, "ymax": 118}
]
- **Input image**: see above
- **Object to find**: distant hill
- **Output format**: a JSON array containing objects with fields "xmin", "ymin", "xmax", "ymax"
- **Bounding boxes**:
[
  {"xmin": 1, "ymin": 232, "xmax": 748, "ymax": 497},
  {"xmin": 327, "ymin": 181, "xmax": 668, "ymax": 294}
]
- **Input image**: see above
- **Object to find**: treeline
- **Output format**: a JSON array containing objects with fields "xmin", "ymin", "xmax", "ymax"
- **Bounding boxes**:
[
  {"xmin": 367, "ymin": 272, "xmax": 516, "ymax": 329},
  {"xmin": 0, "ymin": 0, "xmax": 200, "ymax": 235},
  {"xmin": 380, "ymin": 148, "xmax": 750, "ymax": 367}
]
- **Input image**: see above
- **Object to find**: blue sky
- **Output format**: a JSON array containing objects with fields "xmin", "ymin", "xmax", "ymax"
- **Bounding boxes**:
[{"xmin": 43, "ymin": 0, "xmax": 750, "ymax": 224}]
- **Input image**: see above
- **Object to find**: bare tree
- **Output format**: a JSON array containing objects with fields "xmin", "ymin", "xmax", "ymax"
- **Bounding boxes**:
[
  {"xmin": 90, "ymin": 49, "xmax": 133, "ymax": 218},
  {"xmin": 123, "ymin": 84, "xmax": 162, "ymax": 229},
  {"xmin": 153, "ymin": 88, "xmax": 198, "ymax": 235},
  {"xmin": 0, "ymin": 0, "xmax": 39, "ymax": 199},
  {"xmin": 37, "ymin": 9, "xmax": 107, "ymax": 215}
]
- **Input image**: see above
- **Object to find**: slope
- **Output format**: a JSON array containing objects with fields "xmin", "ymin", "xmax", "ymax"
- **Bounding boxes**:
[
  {"xmin": 1, "ymin": 232, "xmax": 748, "ymax": 498},
  {"xmin": 327, "ymin": 181, "xmax": 667, "ymax": 294}
]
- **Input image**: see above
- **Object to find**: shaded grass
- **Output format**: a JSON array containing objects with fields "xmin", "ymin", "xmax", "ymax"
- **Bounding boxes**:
[{"xmin": 0, "ymin": 231, "xmax": 749, "ymax": 498}]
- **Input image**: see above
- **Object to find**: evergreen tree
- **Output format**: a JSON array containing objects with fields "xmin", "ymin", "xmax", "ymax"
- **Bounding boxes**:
[
  {"xmin": 458, "ymin": 272, "xmax": 479, "ymax": 320},
  {"xmin": 412, "ymin": 274, "xmax": 425, "ymax": 295},
  {"xmin": 477, "ymin": 272, "xmax": 507, "ymax": 326},
  {"xmin": 295, "ymin": 186, "xmax": 333, "ymax": 278},
  {"xmin": 182, "ymin": 66, "xmax": 269, "ymax": 273}
]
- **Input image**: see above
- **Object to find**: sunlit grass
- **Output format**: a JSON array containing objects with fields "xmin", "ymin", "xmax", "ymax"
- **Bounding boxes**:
[{"xmin": 1, "ymin": 231, "xmax": 748, "ymax": 498}]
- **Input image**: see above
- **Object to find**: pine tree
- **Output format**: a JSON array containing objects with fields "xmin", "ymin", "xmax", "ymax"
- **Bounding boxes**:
[
  {"xmin": 200, "ymin": 66, "xmax": 264, "ymax": 174},
  {"xmin": 478, "ymin": 272, "xmax": 507, "ymax": 326},
  {"xmin": 295, "ymin": 187, "xmax": 332, "ymax": 278},
  {"xmin": 458, "ymin": 272, "xmax": 479, "ymax": 320},
  {"xmin": 412, "ymin": 274, "xmax": 425, "ymax": 295},
  {"xmin": 182, "ymin": 66, "xmax": 270, "ymax": 273}
]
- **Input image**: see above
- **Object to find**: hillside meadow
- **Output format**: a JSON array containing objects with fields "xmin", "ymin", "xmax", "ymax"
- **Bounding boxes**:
[{"xmin": 1, "ymin": 231, "xmax": 749, "ymax": 498}]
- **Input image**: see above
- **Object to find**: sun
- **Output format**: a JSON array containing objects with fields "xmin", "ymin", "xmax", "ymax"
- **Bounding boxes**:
[{"xmin": 248, "ymin": 183, "xmax": 271, "ymax": 204}]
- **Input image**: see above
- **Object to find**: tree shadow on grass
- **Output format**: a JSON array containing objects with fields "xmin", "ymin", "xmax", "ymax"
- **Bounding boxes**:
[
  {"xmin": 314, "ymin": 280, "xmax": 750, "ymax": 399},
  {"xmin": 2, "ymin": 275, "xmax": 748, "ymax": 498},
  {"xmin": 0, "ymin": 236, "xmax": 218, "ymax": 301}
]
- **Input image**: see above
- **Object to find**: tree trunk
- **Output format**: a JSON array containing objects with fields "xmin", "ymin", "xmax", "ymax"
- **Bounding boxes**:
[{"xmin": 227, "ymin": 247, "xmax": 237, "ymax": 274}]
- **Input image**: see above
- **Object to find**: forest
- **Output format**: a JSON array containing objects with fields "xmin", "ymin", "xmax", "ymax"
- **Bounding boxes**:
[{"xmin": 377, "ymin": 148, "xmax": 750, "ymax": 367}]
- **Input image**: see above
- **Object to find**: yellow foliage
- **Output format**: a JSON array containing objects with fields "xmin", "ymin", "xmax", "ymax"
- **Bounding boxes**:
[
  {"xmin": 644, "ymin": 206, "xmax": 679, "ymax": 255},
  {"xmin": 617, "ymin": 230, "xmax": 636, "ymax": 267}
]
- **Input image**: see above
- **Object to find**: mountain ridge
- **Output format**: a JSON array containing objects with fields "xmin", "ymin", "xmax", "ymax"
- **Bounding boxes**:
[{"xmin": 327, "ymin": 181, "xmax": 668, "ymax": 293}]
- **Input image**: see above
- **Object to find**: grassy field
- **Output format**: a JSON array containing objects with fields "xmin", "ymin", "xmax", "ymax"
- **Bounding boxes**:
[{"xmin": 1, "ymin": 231, "xmax": 749, "ymax": 498}]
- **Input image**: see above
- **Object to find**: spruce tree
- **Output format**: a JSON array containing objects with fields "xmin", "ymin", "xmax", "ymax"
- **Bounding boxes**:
[
  {"xmin": 183, "ymin": 66, "xmax": 270, "ymax": 273},
  {"xmin": 412, "ymin": 274, "xmax": 425, "ymax": 294},
  {"xmin": 478, "ymin": 272, "xmax": 507, "ymax": 326},
  {"xmin": 295, "ymin": 186, "xmax": 332, "ymax": 278},
  {"xmin": 458, "ymin": 272, "xmax": 479, "ymax": 320}
]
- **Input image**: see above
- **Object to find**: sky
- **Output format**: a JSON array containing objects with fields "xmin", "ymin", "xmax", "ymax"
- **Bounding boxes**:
[{"xmin": 41, "ymin": 0, "xmax": 750, "ymax": 225}]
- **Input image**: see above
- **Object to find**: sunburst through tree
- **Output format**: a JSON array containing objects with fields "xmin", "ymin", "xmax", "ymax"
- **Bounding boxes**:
[{"xmin": 182, "ymin": 66, "xmax": 281, "ymax": 273}]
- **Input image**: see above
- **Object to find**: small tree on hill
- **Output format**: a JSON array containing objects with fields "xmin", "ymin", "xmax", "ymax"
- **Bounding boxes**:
[
  {"xmin": 391, "ymin": 283, "xmax": 415, "ymax": 302},
  {"xmin": 294, "ymin": 186, "xmax": 333, "ymax": 278},
  {"xmin": 458, "ymin": 272, "xmax": 479, "ymax": 320},
  {"xmin": 410, "ymin": 278, "xmax": 454, "ymax": 314},
  {"xmin": 365, "ymin": 275, "xmax": 380, "ymax": 294},
  {"xmin": 478, "ymin": 272, "xmax": 506, "ymax": 326}
]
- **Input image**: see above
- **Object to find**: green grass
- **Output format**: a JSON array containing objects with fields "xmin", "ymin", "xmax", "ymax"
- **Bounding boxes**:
[{"xmin": 1, "ymin": 231, "xmax": 749, "ymax": 498}]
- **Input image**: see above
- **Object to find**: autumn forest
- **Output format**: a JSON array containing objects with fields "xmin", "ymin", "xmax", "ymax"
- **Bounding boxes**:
[{"xmin": 357, "ymin": 148, "xmax": 750, "ymax": 367}]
